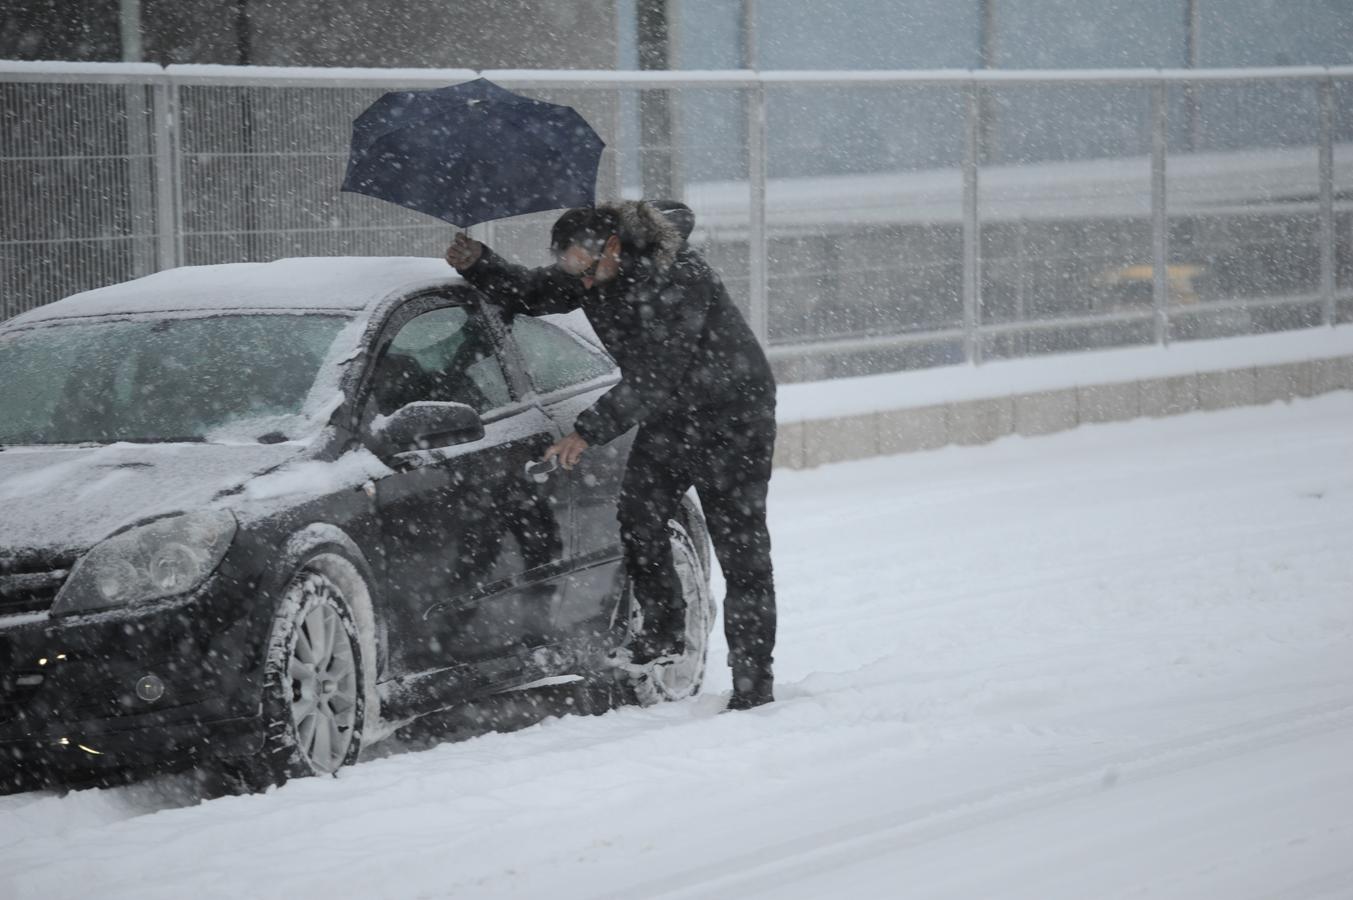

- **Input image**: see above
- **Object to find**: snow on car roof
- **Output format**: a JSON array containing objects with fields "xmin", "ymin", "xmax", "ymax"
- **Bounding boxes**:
[{"xmin": 8, "ymin": 257, "xmax": 462, "ymax": 326}]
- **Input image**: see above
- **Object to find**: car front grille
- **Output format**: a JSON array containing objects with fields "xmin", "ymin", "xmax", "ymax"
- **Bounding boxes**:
[
  {"xmin": 0, "ymin": 672, "xmax": 42, "ymax": 726},
  {"xmin": 0, "ymin": 556, "xmax": 74, "ymax": 727},
  {"xmin": 0, "ymin": 568, "xmax": 69, "ymax": 617},
  {"xmin": 0, "ymin": 635, "xmax": 44, "ymax": 725}
]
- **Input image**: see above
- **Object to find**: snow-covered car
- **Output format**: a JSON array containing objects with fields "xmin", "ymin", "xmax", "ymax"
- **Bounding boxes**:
[{"xmin": 0, "ymin": 257, "xmax": 714, "ymax": 790}]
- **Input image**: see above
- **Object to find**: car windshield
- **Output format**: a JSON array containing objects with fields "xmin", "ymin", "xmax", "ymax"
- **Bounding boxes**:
[{"xmin": 0, "ymin": 313, "xmax": 352, "ymax": 446}]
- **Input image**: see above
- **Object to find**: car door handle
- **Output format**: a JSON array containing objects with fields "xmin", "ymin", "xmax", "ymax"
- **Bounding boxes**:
[{"xmin": 525, "ymin": 458, "xmax": 558, "ymax": 483}]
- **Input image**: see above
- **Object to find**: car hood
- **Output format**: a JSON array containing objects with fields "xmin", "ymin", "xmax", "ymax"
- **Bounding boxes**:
[{"xmin": 0, "ymin": 442, "xmax": 307, "ymax": 557}]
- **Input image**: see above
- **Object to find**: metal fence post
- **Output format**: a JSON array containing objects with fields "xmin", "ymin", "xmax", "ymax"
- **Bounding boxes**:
[
  {"xmin": 124, "ymin": 82, "xmax": 157, "ymax": 277},
  {"xmin": 747, "ymin": 80, "xmax": 769, "ymax": 346},
  {"xmin": 1319, "ymin": 76, "xmax": 1336, "ymax": 326},
  {"xmin": 1151, "ymin": 80, "xmax": 1170, "ymax": 346},
  {"xmin": 962, "ymin": 81, "xmax": 981, "ymax": 364},
  {"xmin": 151, "ymin": 79, "xmax": 183, "ymax": 270}
]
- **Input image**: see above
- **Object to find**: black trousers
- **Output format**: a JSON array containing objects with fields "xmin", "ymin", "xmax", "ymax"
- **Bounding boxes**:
[{"xmin": 617, "ymin": 405, "xmax": 777, "ymax": 668}]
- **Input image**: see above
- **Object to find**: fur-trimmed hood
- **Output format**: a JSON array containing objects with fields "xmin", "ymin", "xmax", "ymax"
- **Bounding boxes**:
[{"xmin": 600, "ymin": 200, "xmax": 687, "ymax": 275}]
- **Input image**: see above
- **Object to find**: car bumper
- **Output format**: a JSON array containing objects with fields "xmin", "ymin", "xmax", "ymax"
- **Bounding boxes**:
[
  {"xmin": 2, "ymin": 700, "xmax": 263, "ymax": 773},
  {"xmin": 0, "ymin": 577, "xmax": 268, "ymax": 773}
]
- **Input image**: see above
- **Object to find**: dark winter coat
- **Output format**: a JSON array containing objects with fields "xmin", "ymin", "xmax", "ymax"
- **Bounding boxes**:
[{"xmin": 460, "ymin": 200, "xmax": 776, "ymax": 446}]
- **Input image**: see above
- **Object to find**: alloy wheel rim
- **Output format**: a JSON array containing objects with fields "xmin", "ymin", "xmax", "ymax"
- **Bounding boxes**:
[{"xmin": 287, "ymin": 579, "xmax": 358, "ymax": 774}]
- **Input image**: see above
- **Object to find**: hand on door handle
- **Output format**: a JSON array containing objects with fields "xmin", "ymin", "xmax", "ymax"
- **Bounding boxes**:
[
  {"xmin": 525, "ymin": 458, "xmax": 559, "ymax": 483},
  {"xmin": 543, "ymin": 431, "xmax": 589, "ymax": 470}
]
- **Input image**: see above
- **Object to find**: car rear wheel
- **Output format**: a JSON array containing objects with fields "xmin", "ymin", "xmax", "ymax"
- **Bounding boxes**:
[
  {"xmin": 678, "ymin": 493, "xmax": 711, "ymax": 576},
  {"xmin": 229, "ymin": 558, "xmax": 370, "ymax": 790},
  {"xmin": 624, "ymin": 519, "xmax": 717, "ymax": 707}
]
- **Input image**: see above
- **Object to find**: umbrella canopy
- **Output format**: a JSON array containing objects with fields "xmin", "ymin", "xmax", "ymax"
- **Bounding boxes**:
[{"xmin": 340, "ymin": 78, "xmax": 605, "ymax": 228}]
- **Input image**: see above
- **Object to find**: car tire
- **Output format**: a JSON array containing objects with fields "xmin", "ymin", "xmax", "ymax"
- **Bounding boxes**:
[
  {"xmin": 677, "ymin": 493, "xmax": 712, "ymax": 578},
  {"xmin": 621, "ymin": 519, "xmax": 717, "ymax": 707},
  {"xmin": 228, "ymin": 557, "xmax": 371, "ymax": 791}
]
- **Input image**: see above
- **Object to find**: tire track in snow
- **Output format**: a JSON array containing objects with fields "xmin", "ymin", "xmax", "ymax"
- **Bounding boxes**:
[
  {"xmin": 1250, "ymin": 866, "xmax": 1353, "ymax": 900},
  {"xmin": 588, "ymin": 697, "xmax": 1353, "ymax": 900}
]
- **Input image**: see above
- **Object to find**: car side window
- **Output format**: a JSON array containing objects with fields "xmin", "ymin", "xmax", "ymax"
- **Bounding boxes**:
[
  {"xmin": 510, "ymin": 316, "xmax": 614, "ymax": 396},
  {"xmin": 369, "ymin": 307, "xmax": 512, "ymax": 417}
]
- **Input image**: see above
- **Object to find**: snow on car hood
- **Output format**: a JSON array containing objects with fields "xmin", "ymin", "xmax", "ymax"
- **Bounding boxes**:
[{"xmin": 0, "ymin": 442, "xmax": 306, "ymax": 555}]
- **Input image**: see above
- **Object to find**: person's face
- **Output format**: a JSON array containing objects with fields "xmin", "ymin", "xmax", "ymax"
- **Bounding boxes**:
[{"xmin": 557, "ymin": 235, "xmax": 620, "ymax": 290}]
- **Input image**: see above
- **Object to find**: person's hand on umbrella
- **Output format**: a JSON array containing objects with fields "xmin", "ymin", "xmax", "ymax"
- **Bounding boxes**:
[{"xmin": 445, "ymin": 233, "xmax": 484, "ymax": 272}]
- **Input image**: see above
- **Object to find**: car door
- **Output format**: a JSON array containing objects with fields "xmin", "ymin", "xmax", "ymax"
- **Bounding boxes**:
[
  {"xmin": 498, "ymin": 312, "xmax": 632, "ymax": 640},
  {"xmin": 360, "ymin": 294, "xmax": 573, "ymax": 677}
]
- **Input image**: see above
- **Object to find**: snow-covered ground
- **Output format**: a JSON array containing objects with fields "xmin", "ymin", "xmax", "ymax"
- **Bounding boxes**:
[{"xmin": 3, "ymin": 393, "xmax": 1351, "ymax": 900}]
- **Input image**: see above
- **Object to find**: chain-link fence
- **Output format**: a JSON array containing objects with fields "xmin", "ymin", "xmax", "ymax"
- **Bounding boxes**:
[{"xmin": 2, "ymin": 62, "xmax": 1351, "ymax": 381}]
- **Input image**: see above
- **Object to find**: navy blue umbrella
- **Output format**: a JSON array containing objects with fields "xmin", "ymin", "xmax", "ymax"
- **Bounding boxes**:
[{"xmin": 340, "ymin": 78, "xmax": 605, "ymax": 228}]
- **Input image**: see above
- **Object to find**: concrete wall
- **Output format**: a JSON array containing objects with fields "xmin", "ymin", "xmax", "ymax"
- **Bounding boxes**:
[
  {"xmin": 773, "ymin": 352, "xmax": 1353, "ymax": 470},
  {"xmin": 241, "ymin": 1, "xmax": 617, "ymax": 70},
  {"xmin": 0, "ymin": 1, "xmax": 619, "ymax": 70}
]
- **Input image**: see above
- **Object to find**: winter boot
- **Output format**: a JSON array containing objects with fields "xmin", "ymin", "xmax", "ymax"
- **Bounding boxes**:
[
  {"xmin": 726, "ymin": 656, "xmax": 774, "ymax": 711},
  {"xmin": 607, "ymin": 630, "xmax": 686, "ymax": 668},
  {"xmin": 607, "ymin": 606, "xmax": 687, "ymax": 669}
]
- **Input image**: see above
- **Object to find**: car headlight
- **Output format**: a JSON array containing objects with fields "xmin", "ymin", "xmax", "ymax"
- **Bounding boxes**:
[{"xmin": 53, "ymin": 511, "xmax": 237, "ymax": 615}]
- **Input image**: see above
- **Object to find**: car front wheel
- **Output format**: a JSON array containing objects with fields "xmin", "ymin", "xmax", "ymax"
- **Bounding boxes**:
[{"xmin": 231, "ymin": 557, "xmax": 370, "ymax": 789}]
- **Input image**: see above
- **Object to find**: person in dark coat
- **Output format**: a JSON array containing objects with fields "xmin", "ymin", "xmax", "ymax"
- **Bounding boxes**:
[{"xmin": 444, "ymin": 199, "xmax": 777, "ymax": 710}]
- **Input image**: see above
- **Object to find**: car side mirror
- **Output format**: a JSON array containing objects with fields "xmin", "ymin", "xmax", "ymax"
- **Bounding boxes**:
[{"xmin": 371, "ymin": 401, "xmax": 485, "ymax": 455}]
